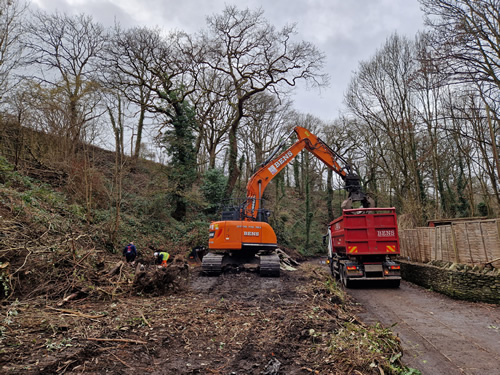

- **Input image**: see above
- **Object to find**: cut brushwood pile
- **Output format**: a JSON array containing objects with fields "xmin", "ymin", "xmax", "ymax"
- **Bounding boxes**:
[{"xmin": 277, "ymin": 248, "xmax": 300, "ymax": 271}]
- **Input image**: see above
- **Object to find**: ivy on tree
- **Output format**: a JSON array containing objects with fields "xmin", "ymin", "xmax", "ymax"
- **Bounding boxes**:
[{"xmin": 162, "ymin": 98, "xmax": 197, "ymax": 221}]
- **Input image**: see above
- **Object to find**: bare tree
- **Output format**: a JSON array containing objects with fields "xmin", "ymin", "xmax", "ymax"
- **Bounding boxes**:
[
  {"xmin": 106, "ymin": 95, "xmax": 126, "ymax": 246},
  {"xmin": 239, "ymin": 94, "xmax": 293, "ymax": 177},
  {"xmin": 447, "ymin": 91, "xmax": 500, "ymax": 209},
  {"xmin": 102, "ymin": 25, "xmax": 158, "ymax": 163},
  {"xmin": 411, "ymin": 31, "xmax": 452, "ymax": 218},
  {"xmin": 345, "ymin": 33, "xmax": 429, "ymax": 223},
  {"xmin": 420, "ymin": 0, "xmax": 500, "ymax": 211},
  {"xmin": 199, "ymin": 6, "xmax": 328, "ymax": 198},
  {"xmin": 23, "ymin": 11, "xmax": 106, "ymax": 155},
  {"xmin": 420, "ymin": 0, "xmax": 500, "ymax": 90},
  {"xmin": 191, "ymin": 68, "xmax": 232, "ymax": 171},
  {"xmin": 0, "ymin": 0, "xmax": 26, "ymax": 103}
]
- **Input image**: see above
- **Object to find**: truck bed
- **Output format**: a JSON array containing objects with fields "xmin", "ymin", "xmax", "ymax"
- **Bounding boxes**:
[{"xmin": 329, "ymin": 208, "xmax": 400, "ymax": 256}]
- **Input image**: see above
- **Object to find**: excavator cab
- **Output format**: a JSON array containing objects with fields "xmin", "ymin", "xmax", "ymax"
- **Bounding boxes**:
[{"xmin": 220, "ymin": 200, "xmax": 272, "ymax": 222}]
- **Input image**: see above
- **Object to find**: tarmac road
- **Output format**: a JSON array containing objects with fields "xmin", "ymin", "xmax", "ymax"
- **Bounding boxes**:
[{"xmin": 347, "ymin": 280, "xmax": 500, "ymax": 375}]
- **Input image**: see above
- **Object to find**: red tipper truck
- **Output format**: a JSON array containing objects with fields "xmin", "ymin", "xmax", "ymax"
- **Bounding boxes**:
[{"xmin": 325, "ymin": 207, "xmax": 401, "ymax": 288}]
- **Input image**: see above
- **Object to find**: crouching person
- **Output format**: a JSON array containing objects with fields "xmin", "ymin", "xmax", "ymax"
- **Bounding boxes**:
[{"xmin": 154, "ymin": 251, "xmax": 170, "ymax": 268}]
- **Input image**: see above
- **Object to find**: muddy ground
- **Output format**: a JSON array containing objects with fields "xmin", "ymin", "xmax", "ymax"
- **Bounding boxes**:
[{"xmin": 0, "ymin": 260, "xmax": 407, "ymax": 375}]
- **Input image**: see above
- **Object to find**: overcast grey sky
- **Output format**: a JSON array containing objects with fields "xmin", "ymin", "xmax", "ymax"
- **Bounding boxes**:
[{"xmin": 31, "ymin": 0, "xmax": 425, "ymax": 122}]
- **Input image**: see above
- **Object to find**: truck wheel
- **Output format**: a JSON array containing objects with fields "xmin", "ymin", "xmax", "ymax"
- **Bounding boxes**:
[
  {"xmin": 340, "ymin": 266, "xmax": 353, "ymax": 288},
  {"xmin": 330, "ymin": 261, "xmax": 339, "ymax": 279},
  {"xmin": 339, "ymin": 265, "xmax": 345, "ymax": 287}
]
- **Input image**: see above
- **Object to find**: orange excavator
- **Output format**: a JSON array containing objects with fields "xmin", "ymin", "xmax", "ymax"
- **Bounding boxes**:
[{"xmin": 204, "ymin": 126, "xmax": 374, "ymax": 276}]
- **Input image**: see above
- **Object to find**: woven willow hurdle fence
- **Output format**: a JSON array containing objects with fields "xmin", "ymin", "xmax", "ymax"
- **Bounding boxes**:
[{"xmin": 399, "ymin": 219, "xmax": 500, "ymax": 267}]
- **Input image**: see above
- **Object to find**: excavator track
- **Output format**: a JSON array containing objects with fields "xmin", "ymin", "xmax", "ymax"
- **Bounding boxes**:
[
  {"xmin": 259, "ymin": 253, "xmax": 280, "ymax": 277},
  {"xmin": 202, "ymin": 253, "xmax": 223, "ymax": 276}
]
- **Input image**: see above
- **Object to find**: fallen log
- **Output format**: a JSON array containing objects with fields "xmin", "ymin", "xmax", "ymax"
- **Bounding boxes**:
[{"xmin": 107, "ymin": 261, "xmax": 124, "ymax": 277}]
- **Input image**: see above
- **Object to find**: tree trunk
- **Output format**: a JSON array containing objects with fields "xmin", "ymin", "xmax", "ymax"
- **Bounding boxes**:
[
  {"xmin": 224, "ymin": 99, "xmax": 244, "ymax": 198},
  {"xmin": 108, "ymin": 104, "xmax": 125, "ymax": 247},
  {"xmin": 293, "ymin": 158, "xmax": 299, "ymax": 191},
  {"xmin": 486, "ymin": 106, "xmax": 500, "ymax": 205},
  {"xmin": 224, "ymin": 123, "xmax": 239, "ymax": 198},
  {"xmin": 133, "ymin": 103, "xmax": 146, "ymax": 163},
  {"xmin": 304, "ymin": 153, "xmax": 312, "ymax": 253}
]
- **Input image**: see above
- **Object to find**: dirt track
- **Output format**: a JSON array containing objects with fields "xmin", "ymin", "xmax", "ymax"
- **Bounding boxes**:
[{"xmin": 348, "ymin": 280, "xmax": 500, "ymax": 375}]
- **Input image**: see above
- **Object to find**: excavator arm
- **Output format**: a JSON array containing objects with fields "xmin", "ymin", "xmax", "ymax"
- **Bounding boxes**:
[{"xmin": 244, "ymin": 126, "xmax": 373, "ymax": 220}]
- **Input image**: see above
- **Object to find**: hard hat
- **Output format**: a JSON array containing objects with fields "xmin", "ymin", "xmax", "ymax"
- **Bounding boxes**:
[{"xmin": 154, "ymin": 252, "xmax": 159, "ymax": 257}]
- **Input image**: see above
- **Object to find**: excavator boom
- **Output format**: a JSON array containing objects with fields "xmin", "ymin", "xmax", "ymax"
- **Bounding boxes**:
[{"xmin": 244, "ymin": 126, "xmax": 371, "ymax": 219}]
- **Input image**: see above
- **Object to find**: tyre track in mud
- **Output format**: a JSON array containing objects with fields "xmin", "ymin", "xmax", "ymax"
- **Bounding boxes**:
[{"xmin": 347, "ymin": 280, "xmax": 500, "ymax": 375}]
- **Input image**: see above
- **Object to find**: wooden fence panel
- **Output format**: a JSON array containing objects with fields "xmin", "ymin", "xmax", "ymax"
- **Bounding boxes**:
[
  {"xmin": 480, "ymin": 221, "xmax": 500, "ymax": 263},
  {"xmin": 421, "ymin": 227, "xmax": 433, "ymax": 263},
  {"xmin": 453, "ymin": 223, "xmax": 469, "ymax": 264},
  {"xmin": 433, "ymin": 226, "xmax": 441, "ymax": 261},
  {"xmin": 399, "ymin": 219, "xmax": 499, "ymax": 266},
  {"xmin": 439, "ymin": 226, "xmax": 454, "ymax": 262},
  {"xmin": 400, "ymin": 228, "xmax": 433, "ymax": 262},
  {"xmin": 400, "ymin": 230, "xmax": 414, "ymax": 260},
  {"xmin": 453, "ymin": 221, "xmax": 498, "ymax": 265}
]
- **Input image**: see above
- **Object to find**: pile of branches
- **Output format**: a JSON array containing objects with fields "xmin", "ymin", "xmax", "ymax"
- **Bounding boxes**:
[
  {"xmin": 0, "ymin": 205, "xmax": 191, "ymax": 304},
  {"xmin": 0, "ymin": 215, "xmax": 103, "ymax": 301},
  {"xmin": 132, "ymin": 256, "xmax": 190, "ymax": 295}
]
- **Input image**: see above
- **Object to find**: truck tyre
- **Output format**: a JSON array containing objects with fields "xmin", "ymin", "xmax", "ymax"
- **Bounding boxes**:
[
  {"xmin": 340, "ymin": 265, "xmax": 352, "ymax": 288},
  {"xmin": 331, "ymin": 260, "xmax": 339, "ymax": 279}
]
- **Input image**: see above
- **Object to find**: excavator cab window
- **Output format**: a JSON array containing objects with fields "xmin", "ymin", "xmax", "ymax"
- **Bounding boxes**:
[
  {"xmin": 219, "ymin": 198, "xmax": 271, "ymax": 223},
  {"xmin": 221, "ymin": 210, "xmax": 241, "ymax": 220},
  {"xmin": 219, "ymin": 199, "xmax": 245, "ymax": 221},
  {"xmin": 256, "ymin": 209, "xmax": 271, "ymax": 223}
]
